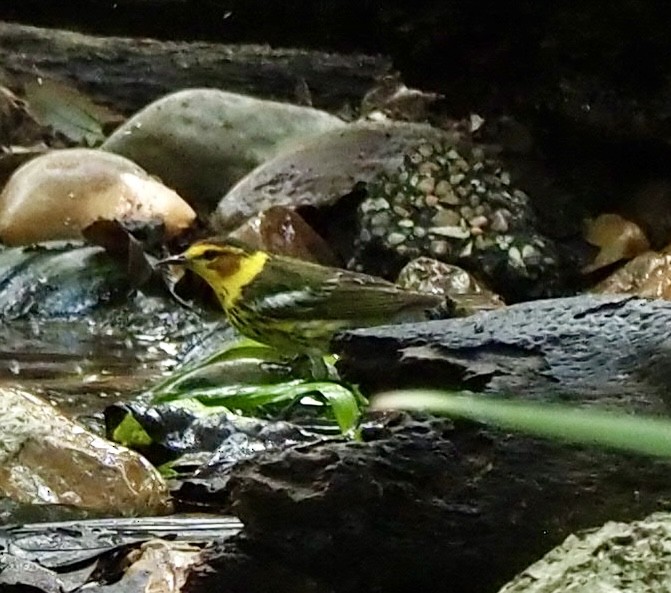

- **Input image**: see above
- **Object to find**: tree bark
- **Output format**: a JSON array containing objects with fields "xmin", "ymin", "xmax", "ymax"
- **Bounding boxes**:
[{"xmin": 0, "ymin": 21, "xmax": 391, "ymax": 115}]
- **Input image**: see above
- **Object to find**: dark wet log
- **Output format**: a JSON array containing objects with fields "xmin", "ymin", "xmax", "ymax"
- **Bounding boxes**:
[
  {"xmin": 335, "ymin": 294, "xmax": 671, "ymax": 413},
  {"xmin": 184, "ymin": 414, "xmax": 671, "ymax": 593},
  {"xmin": 0, "ymin": 21, "xmax": 391, "ymax": 115}
]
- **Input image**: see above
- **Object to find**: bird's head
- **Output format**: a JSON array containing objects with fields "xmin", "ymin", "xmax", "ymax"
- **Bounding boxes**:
[{"xmin": 157, "ymin": 240, "xmax": 266, "ymax": 303}]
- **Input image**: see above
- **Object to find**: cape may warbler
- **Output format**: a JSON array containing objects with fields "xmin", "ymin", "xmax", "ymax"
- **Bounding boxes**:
[{"xmin": 160, "ymin": 240, "xmax": 444, "ymax": 355}]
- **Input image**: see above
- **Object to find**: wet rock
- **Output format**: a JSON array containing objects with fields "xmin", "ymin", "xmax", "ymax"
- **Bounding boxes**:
[
  {"xmin": 229, "ymin": 205, "xmax": 339, "ymax": 265},
  {"xmin": 0, "ymin": 242, "xmax": 131, "ymax": 319},
  {"xmin": 0, "ymin": 387, "xmax": 172, "ymax": 515},
  {"xmin": 103, "ymin": 89, "xmax": 345, "ymax": 213},
  {"xmin": 335, "ymin": 294, "xmax": 671, "ymax": 412},
  {"xmin": 500, "ymin": 512, "xmax": 671, "ymax": 593},
  {"xmin": 592, "ymin": 247, "xmax": 671, "ymax": 299},
  {"xmin": 396, "ymin": 256, "xmax": 505, "ymax": 316},
  {"xmin": 188, "ymin": 413, "xmax": 671, "ymax": 593},
  {"xmin": 211, "ymin": 121, "xmax": 459, "ymax": 233},
  {"xmin": 0, "ymin": 148, "xmax": 195, "ymax": 245},
  {"xmin": 352, "ymin": 140, "xmax": 563, "ymax": 302},
  {"xmin": 582, "ymin": 213, "xmax": 650, "ymax": 273}
]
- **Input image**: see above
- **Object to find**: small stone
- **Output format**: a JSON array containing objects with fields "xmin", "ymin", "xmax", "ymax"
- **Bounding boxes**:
[
  {"xmin": 446, "ymin": 149, "xmax": 460, "ymax": 160},
  {"xmin": 418, "ymin": 161, "xmax": 440, "ymax": 176},
  {"xmin": 459, "ymin": 241, "xmax": 473, "ymax": 257},
  {"xmin": 508, "ymin": 246, "xmax": 525, "ymax": 268},
  {"xmin": 392, "ymin": 205, "xmax": 410, "ymax": 217},
  {"xmin": 430, "ymin": 240, "xmax": 449, "ymax": 256},
  {"xmin": 454, "ymin": 158, "xmax": 470, "ymax": 172},
  {"xmin": 450, "ymin": 173, "xmax": 465, "ymax": 185},
  {"xmin": 521, "ymin": 244, "xmax": 539, "ymax": 260},
  {"xmin": 431, "ymin": 209, "xmax": 461, "ymax": 226},
  {"xmin": 460, "ymin": 206, "xmax": 474, "ymax": 219},
  {"xmin": 425, "ymin": 194, "xmax": 439, "ymax": 207},
  {"xmin": 456, "ymin": 186, "xmax": 470, "ymax": 198},
  {"xmin": 435, "ymin": 181, "xmax": 460, "ymax": 205},
  {"xmin": 413, "ymin": 196, "xmax": 426, "ymax": 208},
  {"xmin": 469, "ymin": 194, "xmax": 481, "ymax": 207},
  {"xmin": 418, "ymin": 143, "xmax": 434, "ymax": 157},
  {"xmin": 398, "ymin": 219, "xmax": 414, "ymax": 228},
  {"xmin": 472, "ymin": 147, "xmax": 485, "ymax": 161},
  {"xmin": 398, "ymin": 170, "xmax": 409, "ymax": 183},
  {"xmin": 372, "ymin": 225, "xmax": 387, "ymax": 237},
  {"xmin": 384, "ymin": 182, "xmax": 396, "ymax": 195},
  {"xmin": 472, "ymin": 162, "xmax": 484, "ymax": 172},
  {"xmin": 434, "ymin": 179, "xmax": 451, "ymax": 197},
  {"xmin": 474, "ymin": 204, "xmax": 486, "ymax": 216},
  {"xmin": 409, "ymin": 152, "xmax": 423, "ymax": 164},
  {"xmin": 414, "ymin": 226, "xmax": 427, "ymax": 238},
  {"xmin": 469, "ymin": 215, "xmax": 488, "ymax": 228},
  {"xmin": 361, "ymin": 197, "xmax": 390, "ymax": 213},
  {"xmin": 387, "ymin": 232, "xmax": 406, "ymax": 246},
  {"xmin": 495, "ymin": 234, "xmax": 514, "ymax": 249},
  {"xmin": 470, "ymin": 226, "xmax": 484, "ymax": 236},
  {"xmin": 359, "ymin": 229, "xmax": 372, "ymax": 242},
  {"xmin": 429, "ymin": 225, "xmax": 471, "ymax": 239},
  {"xmin": 417, "ymin": 177, "xmax": 436, "ymax": 195},
  {"xmin": 371, "ymin": 211, "xmax": 391, "ymax": 227},
  {"xmin": 490, "ymin": 209, "xmax": 509, "ymax": 233},
  {"xmin": 500, "ymin": 171, "xmax": 511, "ymax": 185}
]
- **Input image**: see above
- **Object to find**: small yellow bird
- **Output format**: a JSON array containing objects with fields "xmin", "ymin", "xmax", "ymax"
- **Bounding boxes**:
[{"xmin": 159, "ymin": 239, "xmax": 444, "ymax": 356}]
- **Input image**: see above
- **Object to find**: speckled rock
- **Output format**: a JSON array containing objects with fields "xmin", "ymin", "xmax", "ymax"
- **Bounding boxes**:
[
  {"xmin": 103, "ymin": 89, "xmax": 345, "ymax": 213},
  {"xmin": 352, "ymin": 140, "xmax": 562, "ymax": 301},
  {"xmin": 212, "ymin": 122, "xmax": 460, "ymax": 233},
  {"xmin": 499, "ymin": 512, "xmax": 671, "ymax": 593}
]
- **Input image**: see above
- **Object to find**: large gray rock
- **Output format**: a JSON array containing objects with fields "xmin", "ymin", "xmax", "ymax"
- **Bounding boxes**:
[
  {"xmin": 102, "ymin": 89, "xmax": 345, "ymax": 213},
  {"xmin": 212, "ymin": 121, "xmax": 459, "ymax": 232}
]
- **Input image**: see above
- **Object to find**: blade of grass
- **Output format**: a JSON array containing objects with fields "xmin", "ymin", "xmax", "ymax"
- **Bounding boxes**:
[{"xmin": 374, "ymin": 390, "xmax": 671, "ymax": 458}]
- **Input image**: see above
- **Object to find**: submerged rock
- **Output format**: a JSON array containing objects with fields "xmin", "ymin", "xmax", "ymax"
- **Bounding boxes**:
[{"xmin": 0, "ymin": 387, "xmax": 171, "ymax": 515}]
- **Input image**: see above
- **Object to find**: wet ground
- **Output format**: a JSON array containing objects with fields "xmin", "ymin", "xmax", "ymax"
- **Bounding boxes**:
[{"xmin": 0, "ymin": 313, "xmax": 202, "ymax": 418}]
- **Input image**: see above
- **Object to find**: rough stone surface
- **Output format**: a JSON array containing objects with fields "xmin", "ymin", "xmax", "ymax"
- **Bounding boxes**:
[
  {"xmin": 185, "ymin": 413, "xmax": 671, "ymax": 593},
  {"xmin": 335, "ymin": 294, "xmax": 671, "ymax": 412},
  {"xmin": 103, "ymin": 89, "xmax": 344, "ymax": 213}
]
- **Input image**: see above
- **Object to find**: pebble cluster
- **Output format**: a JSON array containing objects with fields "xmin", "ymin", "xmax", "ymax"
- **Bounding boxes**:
[{"xmin": 352, "ymin": 141, "xmax": 562, "ymax": 300}]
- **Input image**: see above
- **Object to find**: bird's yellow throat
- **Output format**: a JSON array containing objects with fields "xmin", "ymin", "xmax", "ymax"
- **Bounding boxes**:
[{"xmin": 189, "ymin": 248, "xmax": 268, "ymax": 308}]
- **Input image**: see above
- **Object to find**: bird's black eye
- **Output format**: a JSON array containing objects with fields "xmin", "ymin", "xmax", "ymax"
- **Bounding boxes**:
[{"xmin": 201, "ymin": 250, "xmax": 220, "ymax": 261}]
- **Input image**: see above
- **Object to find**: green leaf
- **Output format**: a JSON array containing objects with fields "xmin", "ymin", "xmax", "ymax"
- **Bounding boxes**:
[
  {"xmin": 112, "ymin": 412, "xmax": 153, "ymax": 447},
  {"xmin": 309, "ymin": 382, "xmax": 363, "ymax": 434},
  {"xmin": 374, "ymin": 390, "xmax": 671, "ymax": 458},
  {"xmin": 24, "ymin": 78, "xmax": 119, "ymax": 146}
]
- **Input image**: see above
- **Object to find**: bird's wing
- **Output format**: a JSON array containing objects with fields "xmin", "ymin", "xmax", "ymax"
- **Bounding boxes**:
[{"xmin": 248, "ymin": 262, "xmax": 442, "ymax": 322}]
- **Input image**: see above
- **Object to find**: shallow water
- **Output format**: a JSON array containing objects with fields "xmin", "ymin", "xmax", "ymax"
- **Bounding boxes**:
[{"xmin": 0, "ymin": 313, "xmax": 201, "ymax": 416}]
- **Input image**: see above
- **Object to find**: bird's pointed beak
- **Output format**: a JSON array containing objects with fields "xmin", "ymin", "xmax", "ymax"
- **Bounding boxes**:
[{"xmin": 155, "ymin": 254, "xmax": 187, "ymax": 267}]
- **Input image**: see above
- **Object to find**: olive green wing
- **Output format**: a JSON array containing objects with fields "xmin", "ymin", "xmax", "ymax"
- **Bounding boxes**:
[{"xmin": 244, "ymin": 257, "xmax": 442, "ymax": 322}]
